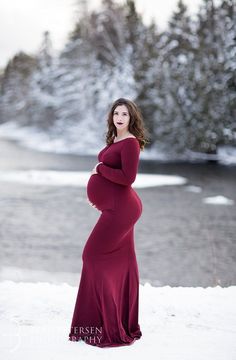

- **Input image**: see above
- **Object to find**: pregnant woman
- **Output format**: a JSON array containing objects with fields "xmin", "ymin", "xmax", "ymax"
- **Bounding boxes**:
[{"xmin": 68, "ymin": 97, "xmax": 149, "ymax": 347}]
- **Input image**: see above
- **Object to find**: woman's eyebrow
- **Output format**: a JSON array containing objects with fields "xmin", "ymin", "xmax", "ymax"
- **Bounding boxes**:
[{"xmin": 114, "ymin": 111, "xmax": 128, "ymax": 114}]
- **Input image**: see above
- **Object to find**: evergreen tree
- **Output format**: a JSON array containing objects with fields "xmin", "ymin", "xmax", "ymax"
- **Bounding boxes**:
[
  {"xmin": 190, "ymin": 0, "xmax": 236, "ymax": 154},
  {"xmin": 123, "ymin": 0, "xmax": 158, "ymax": 145},
  {"xmin": 152, "ymin": 0, "xmax": 197, "ymax": 154},
  {"xmin": 0, "ymin": 52, "xmax": 37, "ymax": 125},
  {"xmin": 27, "ymin": 31, "xmax": 57, "ymax": 129}
]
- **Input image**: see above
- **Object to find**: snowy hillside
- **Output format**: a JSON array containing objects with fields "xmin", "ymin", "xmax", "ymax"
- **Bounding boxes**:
[{"xmin": 0, "ymin": 0, "xmax": 235, "ymax": 158}]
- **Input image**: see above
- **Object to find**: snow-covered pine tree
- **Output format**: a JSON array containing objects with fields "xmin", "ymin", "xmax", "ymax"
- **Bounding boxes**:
[
  {"xmin": 152, "ymin": 0, "xmax": 197, "ymax": 155},
  {"xmin": 220, "ymin": 0, "xmax": 236, "ymax": 145},
  {"xmin": 88, "ymin": 0, "xmax": 137, "ymax": 107},
  {"xmin": 123, "ymin": 0, "xmax": 156, "ymax": 145},
  {"xmin": 26, "ymin": 31, "xmax": 58, "ymax": 129},
  {"xmin": 53, "ymin": 0, "xmax": 138, "ymax": 148},
  {"xmin": 190, "ymin": 0, "xmax": 236, "ymax": 155},
  {"xmin": 0, "ymin": 52, "xmax": 37, "ymax": 125},
  {"xmin": 52, "ymin": 12, "xmax": 104, "ymax": 149}
]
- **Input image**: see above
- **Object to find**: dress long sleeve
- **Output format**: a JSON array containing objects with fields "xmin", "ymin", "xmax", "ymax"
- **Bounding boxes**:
[{"xmin": 96, "ymin": 139, "xmax": 140, "ymax": 186}]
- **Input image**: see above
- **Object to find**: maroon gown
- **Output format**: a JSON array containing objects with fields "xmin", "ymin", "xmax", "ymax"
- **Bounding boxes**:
[{"xmin": 68, "ymin": 137, "xmax": 143, "ymax": 347}]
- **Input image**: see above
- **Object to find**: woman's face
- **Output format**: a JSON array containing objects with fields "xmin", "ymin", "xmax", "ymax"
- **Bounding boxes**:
[{"xmin": 113, "ymin": 104, "xmax": 130, "ymax": 131}]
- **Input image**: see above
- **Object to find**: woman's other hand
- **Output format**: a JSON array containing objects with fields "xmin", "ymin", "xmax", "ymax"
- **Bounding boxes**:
[{"xmin": 86, "ymin": 197, "xmax": 97, "ymax": 209}]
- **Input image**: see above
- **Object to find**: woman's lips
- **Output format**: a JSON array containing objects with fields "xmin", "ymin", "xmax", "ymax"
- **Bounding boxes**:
[{"xmin": 117, "ymin": 122, "xmax": 123, "ymax": 124}]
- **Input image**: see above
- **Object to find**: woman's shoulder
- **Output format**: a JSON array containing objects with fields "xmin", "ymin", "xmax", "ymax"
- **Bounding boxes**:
[
  {"xmin": 113, "ymin": 135, "xmax": 136, "ymax": 143},
  {"xmin": 121, "ymin": 137, "xmax": 140, "ymax": 152}
]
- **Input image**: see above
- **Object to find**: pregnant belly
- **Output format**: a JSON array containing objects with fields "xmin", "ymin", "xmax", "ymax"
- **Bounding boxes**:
[{"xmin": 87, "ymin": 174, "xmax": 115, "ymax": 211}]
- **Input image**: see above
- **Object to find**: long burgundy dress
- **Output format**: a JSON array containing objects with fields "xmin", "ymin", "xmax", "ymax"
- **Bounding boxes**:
[{"xmin": 68, "ymin": 137, "xmax": 143, "ymax": 347}]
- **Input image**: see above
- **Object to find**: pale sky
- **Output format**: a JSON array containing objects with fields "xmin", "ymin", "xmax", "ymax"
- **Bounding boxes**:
[{"xmin": 0, "ymin": 0, "xmax": 202, "ymax": 69}]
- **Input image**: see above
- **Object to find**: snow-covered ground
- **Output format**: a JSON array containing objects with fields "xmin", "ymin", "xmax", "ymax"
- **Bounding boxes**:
[
  {"xmin": 1, "ymin": 120, "xmax": 236, "ymax": 164},
  {"xmin": 0, "ymin": 280, "xmax": 235, "ymax": 359}
]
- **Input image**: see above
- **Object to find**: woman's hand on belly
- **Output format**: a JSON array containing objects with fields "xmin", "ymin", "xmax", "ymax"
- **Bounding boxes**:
[{"xmin": 91, "ymin": 162, "xmax": 103, "ymax": 175}]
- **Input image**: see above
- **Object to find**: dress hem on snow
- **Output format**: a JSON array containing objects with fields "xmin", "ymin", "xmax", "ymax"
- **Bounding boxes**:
[{"xmin": 68, "ymin": 332, "xmax": 142, "ymax": 348}]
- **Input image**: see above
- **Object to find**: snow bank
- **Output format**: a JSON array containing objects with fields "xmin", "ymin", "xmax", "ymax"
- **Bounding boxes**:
[
  {"xmin": 1, "ymin": 121, "xmax": 236, "ymax": 164},
  {"xmin": 203, "ymin": 195, "xmax": 234, "ymax": 205},
  {"xmin": 0, "ymin": 169, "xmax": 187, "ymax": 188},
  {"xmin": 0, "ymin": 280, "xmax": 235, "ymax": 359}
]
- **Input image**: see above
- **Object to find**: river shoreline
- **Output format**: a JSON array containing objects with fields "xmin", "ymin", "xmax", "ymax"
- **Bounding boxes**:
[{"xmin": 0, "ymin": 137, "xmax": 235, "ymax": 287}]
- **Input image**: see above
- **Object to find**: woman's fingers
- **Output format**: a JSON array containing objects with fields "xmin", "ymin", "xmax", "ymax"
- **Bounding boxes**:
[{"xmin": 86, "ymin": 197, "xmax": 97, "ymax": 208}]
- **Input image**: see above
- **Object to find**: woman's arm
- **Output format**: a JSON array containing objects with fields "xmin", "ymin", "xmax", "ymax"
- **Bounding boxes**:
[{"xmin": 96, "ymin": 140, "xmax": 140, "ymax": 185}]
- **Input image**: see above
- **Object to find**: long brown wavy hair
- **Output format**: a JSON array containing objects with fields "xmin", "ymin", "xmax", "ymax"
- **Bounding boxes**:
[{"xmin": 104, "ymin": 98, "xmax": 150, "ymax": 151}]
